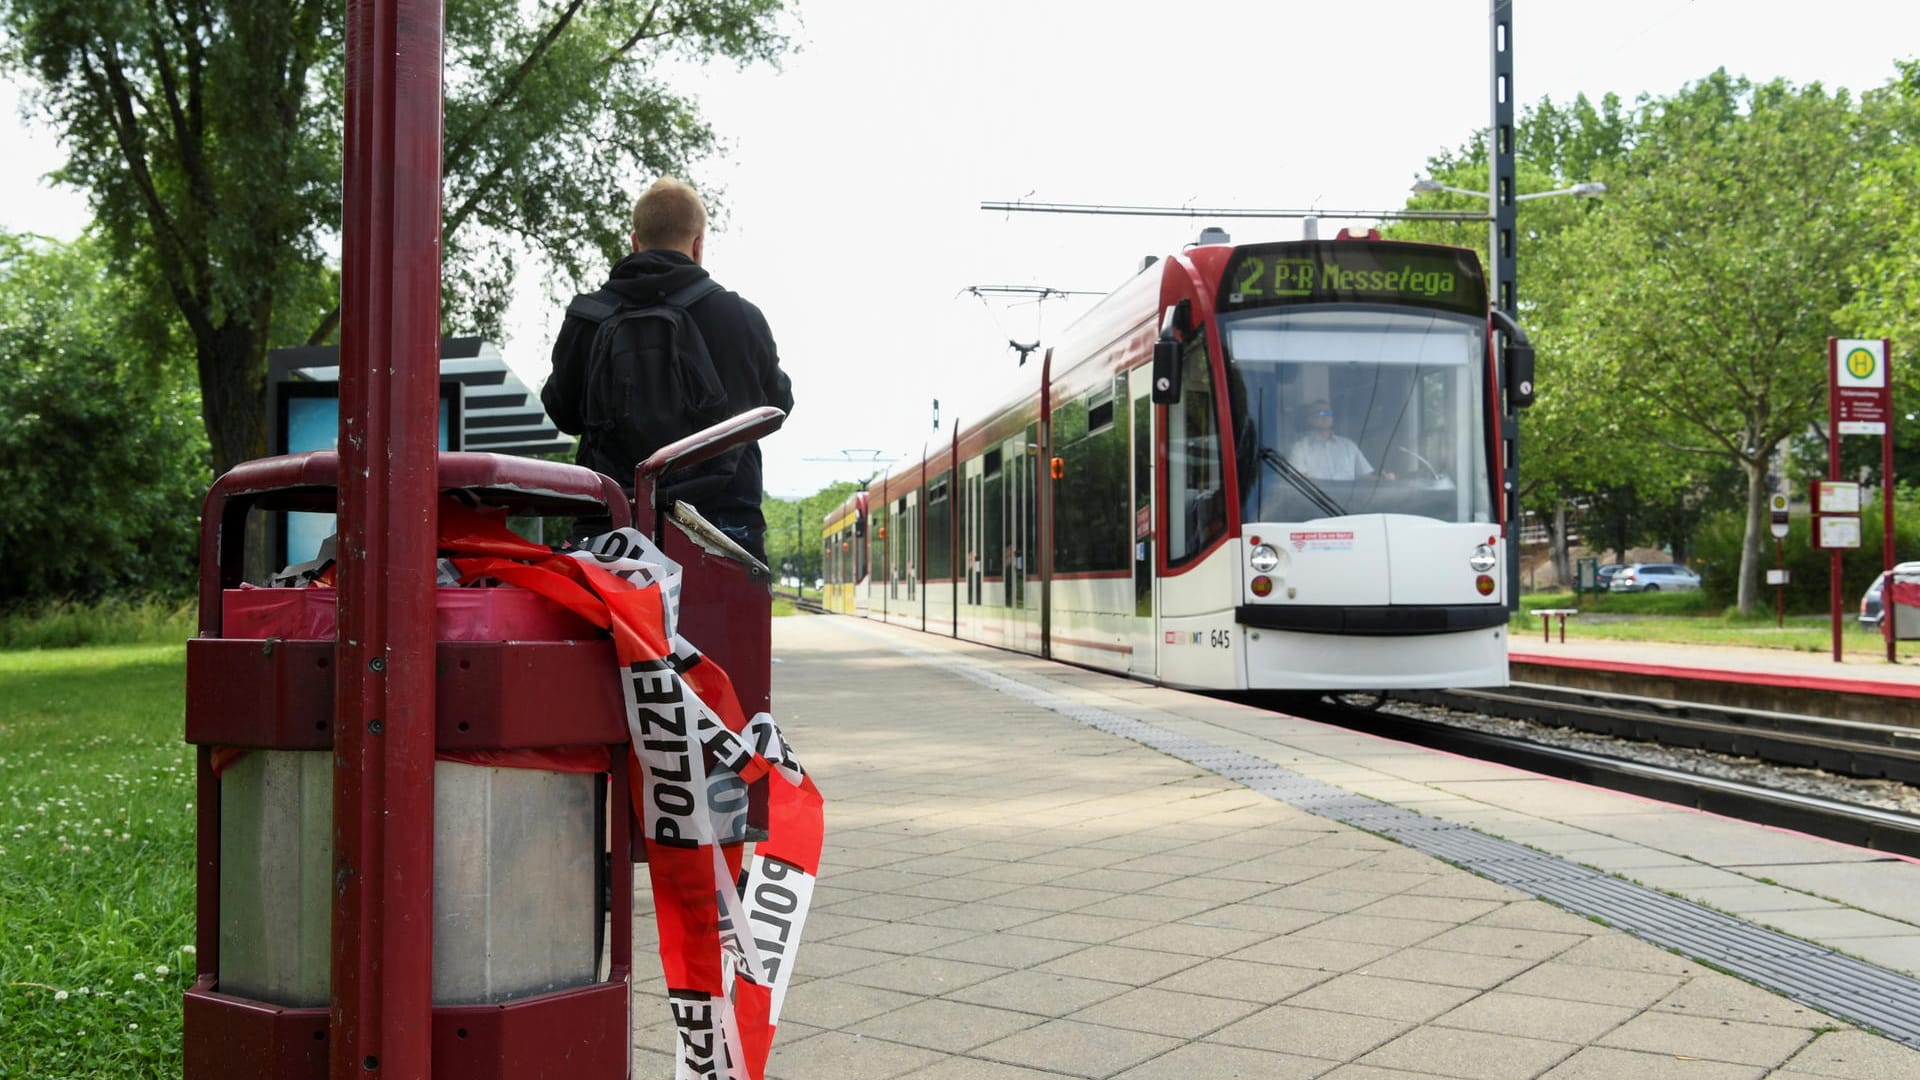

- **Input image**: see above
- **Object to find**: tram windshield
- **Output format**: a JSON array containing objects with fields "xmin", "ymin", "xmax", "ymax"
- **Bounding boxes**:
[{"xmin": 1222, "ymin": 307, "xmax": 1492, "ymax": 525}]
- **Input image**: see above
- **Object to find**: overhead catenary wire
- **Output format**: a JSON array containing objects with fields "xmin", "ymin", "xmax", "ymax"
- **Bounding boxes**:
[
  {"xmin": 956, "ymin": 284, "xmax": 1099, "ymax": 365},
  {"xmin": 981, "ymin": 199, "xmax": 1489, "ymax": 223}
]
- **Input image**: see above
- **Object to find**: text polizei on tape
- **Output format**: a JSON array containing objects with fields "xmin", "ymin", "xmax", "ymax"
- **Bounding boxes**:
[{"xmin": 568, "ymin": 528, "xmax": 825, "ymax": 1080}]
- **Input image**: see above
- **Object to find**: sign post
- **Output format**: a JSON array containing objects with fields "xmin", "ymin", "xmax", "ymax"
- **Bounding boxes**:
[
  {"xmin": 1769, "ymin": 493, "xmax": 1790, "ymax": 629},
  {"xmin": 1815, "ymin": 482, "xmax": 1862, "ymax": 662},
  {"xmin": 1828, "ymin": 337, "xmax": 1895, "ymax": 663}
]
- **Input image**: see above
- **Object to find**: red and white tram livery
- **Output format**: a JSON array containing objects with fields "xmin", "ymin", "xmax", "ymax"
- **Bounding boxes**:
[{"xmin": 825, "ymin": 229, "xmax": 1529, "ymax": 692}]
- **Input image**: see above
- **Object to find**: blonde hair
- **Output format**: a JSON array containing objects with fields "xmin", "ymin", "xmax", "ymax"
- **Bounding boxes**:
[{"xmin": 630, "ymin": 177, "xmax": 707, "ymax": 251}]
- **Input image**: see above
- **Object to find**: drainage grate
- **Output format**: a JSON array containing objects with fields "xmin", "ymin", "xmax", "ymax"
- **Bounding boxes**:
[{"xmin": 877, "ymin": 636, "xmax": 1920, "ymax": 1048}]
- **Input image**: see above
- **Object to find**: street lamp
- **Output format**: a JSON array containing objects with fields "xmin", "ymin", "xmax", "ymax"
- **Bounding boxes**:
[
  {"xmin": 1410, "ymin": 179, "xmax": 1607, "ymax": 202},
  {"xmin": 1409, "ymin": 173, "xmax": 1603, "ymax": 614}
]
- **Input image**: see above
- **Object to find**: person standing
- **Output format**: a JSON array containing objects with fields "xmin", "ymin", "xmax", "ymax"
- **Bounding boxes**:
[{"xmin": 543, "ymin": 177, "xmax": 793, "ymax": 563}]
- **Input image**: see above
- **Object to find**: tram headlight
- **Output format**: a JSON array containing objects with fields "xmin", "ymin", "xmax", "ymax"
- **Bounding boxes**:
[
  {"xmin": 1249, "ymin": 544, "xmax": 1281, "ymax": 573},
  {"xmin": 1468, "ymin": 543, "xmax": 1498, "ymax": 573}
]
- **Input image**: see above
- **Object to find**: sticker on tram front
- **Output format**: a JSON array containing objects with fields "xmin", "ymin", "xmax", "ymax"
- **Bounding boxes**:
[{"xmin": 1289, "ymin": 530, "xmax": 1355, "ymax": 552}]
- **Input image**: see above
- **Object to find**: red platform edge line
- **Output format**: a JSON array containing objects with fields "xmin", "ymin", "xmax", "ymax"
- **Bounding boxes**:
[{"xmin": 1510, "ymin": 651, "xmax": 1920, "ymax": 700}]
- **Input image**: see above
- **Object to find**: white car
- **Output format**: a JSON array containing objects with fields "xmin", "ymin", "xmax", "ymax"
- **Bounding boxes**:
[
  {"xmin": 1608, "ymin": 563, "xmax": 1702, "ymax": 593},
  {"xmin": 1859, "ymin": 561, "xmax": 1920, "ymax": 628}
]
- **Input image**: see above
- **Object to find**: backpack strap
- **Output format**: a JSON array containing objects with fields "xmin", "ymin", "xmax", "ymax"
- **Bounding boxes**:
[
  {"xmin": 565, "ymin": 287, "xmax": 623, "ymax": 324},
  {"xmin": 666, "ymin": 277, "xmax": 723, "ymax": 308},
  {"xmin": 566, "ymin": 277, "xmax": 722, "ymax": 323}
]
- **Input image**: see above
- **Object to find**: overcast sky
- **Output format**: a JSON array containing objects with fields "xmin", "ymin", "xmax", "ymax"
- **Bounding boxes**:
[{"xmin": 4, "ymin": 1, "xmax": 1917, "ymax": 498}]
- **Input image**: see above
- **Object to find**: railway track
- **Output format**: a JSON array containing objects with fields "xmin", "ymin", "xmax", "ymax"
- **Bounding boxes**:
[
  {"xmin": 1276, "ymin": 685, "xmax": 1920, "ymax": 859},
  {"xmin": 1404, "ymin": 683, "xmax": 1920, "ymax": 783}
]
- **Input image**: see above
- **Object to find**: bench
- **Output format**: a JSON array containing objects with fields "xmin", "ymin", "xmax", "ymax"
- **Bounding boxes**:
[{"xmin": 1534, "ymin": 608, "xmax": 1578, "ymax": 643}]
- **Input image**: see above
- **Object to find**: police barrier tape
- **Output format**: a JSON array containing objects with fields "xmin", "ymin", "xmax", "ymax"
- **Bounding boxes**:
[
  {"xmin": 448, "ymin": 511, "xmax": 824, "ymax": 1080},
  {"xmin": 234, "ymin": 498, "xmax": 823, "ymax": 1079}
]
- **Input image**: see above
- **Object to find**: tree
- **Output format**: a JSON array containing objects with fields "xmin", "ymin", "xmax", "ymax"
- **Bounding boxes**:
[
  {"xmin": 1553, "ymin": 72, "xmax": 1883, "ymax": 613},
  {"xmin": 0, "ymin": 233, "xmax": 208, "ymax": 604},
  {"xmin": 1838, "ymin": 60, "xmax": 1920, "ymax": 497},
  {"xmin": 1388, "ymin": 93, "xmax": 1641, "ymax": 582},
  {"xmin": 764, "ymin": 481, "xmax": 863, "ymax": 591},
  {"xmin": 1, "ymin": 0, "xmax": 791, "ymax": 478}
]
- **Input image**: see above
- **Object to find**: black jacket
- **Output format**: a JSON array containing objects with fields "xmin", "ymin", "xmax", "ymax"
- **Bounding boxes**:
[{"xmin": 542, "ymin": 249, "xmax": 793, "ymax": 531}]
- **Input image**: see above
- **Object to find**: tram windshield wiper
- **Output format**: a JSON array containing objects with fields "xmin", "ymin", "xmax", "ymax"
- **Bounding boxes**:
[{"xmin": 1258, "ymin": 448, "xmax": 1347, "ymax": 519}]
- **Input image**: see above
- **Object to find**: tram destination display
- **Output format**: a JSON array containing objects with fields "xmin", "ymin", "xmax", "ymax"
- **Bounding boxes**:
[{"xmin": 1220, "ymin": 241, "xmax": 1486, "ymax": 317}]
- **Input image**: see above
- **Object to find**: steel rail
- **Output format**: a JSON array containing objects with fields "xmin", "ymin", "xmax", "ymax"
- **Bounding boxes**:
[
  {"xmin": 1283, "ymin": 696, "xmax": 1920, "ymax": 859},
  {"xmin": 1398, "ymin": 683, "xmax": 1920, "ymax": 783}
]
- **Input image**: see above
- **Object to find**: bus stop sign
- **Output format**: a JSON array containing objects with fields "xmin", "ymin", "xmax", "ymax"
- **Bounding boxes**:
[{"xmin": 1769, "ymin": 493, "xmax": 1789, "ymax": 540}]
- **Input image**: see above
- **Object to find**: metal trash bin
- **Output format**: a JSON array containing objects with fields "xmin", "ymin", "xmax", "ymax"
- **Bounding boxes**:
[{"xmin": 183, "ymin": 452, "xmax": 636, "ymax": 1080}]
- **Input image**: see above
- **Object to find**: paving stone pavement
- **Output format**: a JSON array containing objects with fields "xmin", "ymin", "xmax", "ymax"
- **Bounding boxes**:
[{"xmin": 628, "ymin": 616, "xmax": 1920, "ymax": 1079}]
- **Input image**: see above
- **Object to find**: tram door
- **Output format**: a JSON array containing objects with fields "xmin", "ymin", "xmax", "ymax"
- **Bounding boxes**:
[
  {"xmin": 903, "ymin": 489, "xmax": 920, "ymax": 628},
  {"xmin": 1006, "ymin": 430, "xmax": 1036, "ymax": 595},
  {"xmin": 1128, "ymin": 367, "xmax": 1158, "ymax": 678},
  {"xmin": 1003, "ymin": 440, "xmax": 1023, "ymax": 609},
  {"xmin": 887, "ymin": 493, "xmax": 919, "ymax": 629},
  {"xmin": 1017, "ymin": 426, "xmax": 1043, "ymax": 650},
  {"xmin": 966, "ymin": 471, "xmax": 983, "ymax": 609}
]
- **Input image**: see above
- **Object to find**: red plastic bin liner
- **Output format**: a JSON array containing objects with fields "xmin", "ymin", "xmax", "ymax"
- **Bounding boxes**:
[
  {"xmin": 213, "ymin": 584, "xmax": 611, "ymax": 775},
  {"xmin": 222, "ymin": 583, "xmax": 604, "ymax": 642}
]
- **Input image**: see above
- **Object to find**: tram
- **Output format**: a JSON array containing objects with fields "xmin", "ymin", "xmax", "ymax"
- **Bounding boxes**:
[
  {"xmin": 824, "ymin": 228, "xmax": 1534, "ymax": 691},
  {"xmin": 821, "ymin": 489, "xmax": 867, "ymax": 613}
]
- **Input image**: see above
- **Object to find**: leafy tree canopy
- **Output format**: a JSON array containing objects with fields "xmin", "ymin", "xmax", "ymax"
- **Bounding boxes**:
[
  {"xmin": 0, "ymin": 0, "xmax": 793, "ymax": 477},
  {"xmin": 764, "ymin": 480, "xmax": 864, "ymax": 586}
]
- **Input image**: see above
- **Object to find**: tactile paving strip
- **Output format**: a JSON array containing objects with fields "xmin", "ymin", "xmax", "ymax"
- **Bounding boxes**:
[{"xmin": 876, "ymin": 635, "xmax": 1920, "ymax": 1047}]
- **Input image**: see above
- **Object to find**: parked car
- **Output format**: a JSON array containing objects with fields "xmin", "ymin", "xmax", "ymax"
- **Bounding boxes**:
[
  {"xmin": 1608, "ymin": 563, "xmax": 1702, "ymax": 593},
  {"xmin": 1592, "ymin": 563, "xmax": 1626, "ymax": 591},
  {"xmin": 1857, "ymin": 561, "xmax": 1920, "ymax": 628}
]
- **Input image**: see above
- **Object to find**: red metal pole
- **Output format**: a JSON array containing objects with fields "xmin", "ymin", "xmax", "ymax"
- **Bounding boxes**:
[
  {"xmin": 1830, "ymin": 338, "xmax": 1842, "ymax": 664},
  {"xmin": 1886, "ymin": 337, "xmax": 1897, "ymax": 664},
  {"xmin": 336, "ymin": 2, "xmax": 444, "ymax": 1077}
]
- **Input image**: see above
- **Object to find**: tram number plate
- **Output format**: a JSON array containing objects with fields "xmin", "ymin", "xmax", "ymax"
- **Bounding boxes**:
[{"xmin": 1165, "ymin": 629, "xmax": 1232, "ymax": 649}]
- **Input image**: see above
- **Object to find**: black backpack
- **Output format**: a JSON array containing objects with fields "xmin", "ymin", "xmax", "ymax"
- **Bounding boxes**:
[{"xmin": 564, "ymin": 277, "xmax": 727, "ymax": 476}]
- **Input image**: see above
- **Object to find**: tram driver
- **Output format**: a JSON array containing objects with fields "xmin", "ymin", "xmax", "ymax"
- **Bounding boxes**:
[{"xmin": 1288, "ymin": 400, "xmax": 1392, "ymax": 482}]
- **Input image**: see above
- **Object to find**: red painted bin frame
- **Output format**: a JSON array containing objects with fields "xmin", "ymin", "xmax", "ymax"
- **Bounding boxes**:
[{"xmin": 183, "ymin": 452, "xmax": 639, "ymax": 1080}]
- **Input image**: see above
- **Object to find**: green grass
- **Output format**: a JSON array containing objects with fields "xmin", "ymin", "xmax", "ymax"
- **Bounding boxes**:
[
  {"xmin": 0, "ymin": 644, "xmax": 194, "ymax": 1078},
  {"xmin": 1516, "ymin": 591, "xmax": 1920, "ymax": 658}
]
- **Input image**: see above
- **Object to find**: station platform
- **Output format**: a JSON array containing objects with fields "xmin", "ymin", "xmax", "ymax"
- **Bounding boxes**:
[
  {"xmin": 1509, "ymin": 634, "xmax": 1920, "ymax": 725},
  {"xmin": 631, "ymin": 615, "xmax": 1920, "ymax": 1079}
]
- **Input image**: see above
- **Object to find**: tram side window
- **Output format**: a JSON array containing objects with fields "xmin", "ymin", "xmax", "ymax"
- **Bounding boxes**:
[
  {"xmin": 1053, "ymin": 383, "xmax": 1130, "ymax": 574},
  {"xmin": 927, "ymin": 473, "xmax": 952, "ymax": 580},
  {"xmin": 1168, "ymin": 332, "xmax": 1226, "ymax": 566}
]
